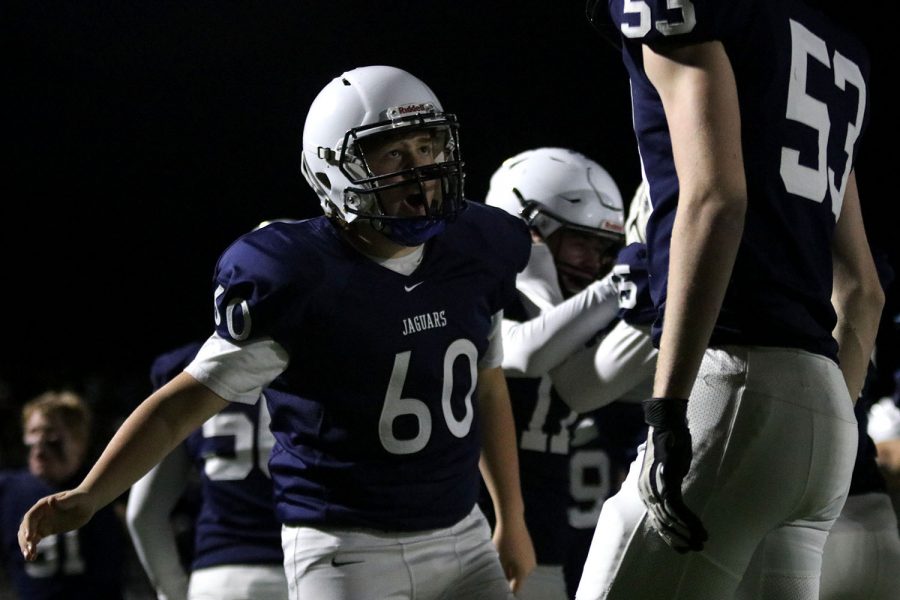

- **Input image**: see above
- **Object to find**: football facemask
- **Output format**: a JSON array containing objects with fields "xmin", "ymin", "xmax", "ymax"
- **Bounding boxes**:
[{"xmin": 340, "ymin": 119, "xmax": 465, "ymax": 245}]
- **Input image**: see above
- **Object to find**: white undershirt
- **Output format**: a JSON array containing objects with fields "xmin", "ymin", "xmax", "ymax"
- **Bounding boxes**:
[{"xmin": 365, "ymin": 244, "xmax": 425, "ymax": 276}]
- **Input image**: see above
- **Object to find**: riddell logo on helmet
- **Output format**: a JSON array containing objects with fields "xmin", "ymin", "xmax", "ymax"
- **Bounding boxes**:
[
  {"xmin": 397, "ymin": 104, "xmax": 427, "ymax": 115},
  {"xmin": 386, "ymin": 103, "xmax": 434, "ymax": 120},
  {"xmin": 602, "ymin": 220, "xmax": 625, "ymax": 233}
]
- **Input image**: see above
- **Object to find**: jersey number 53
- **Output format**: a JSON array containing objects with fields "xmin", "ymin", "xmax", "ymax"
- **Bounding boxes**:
[{"xmin": 780, "ymin": 19, "xmax": 866, "ymax": 219}]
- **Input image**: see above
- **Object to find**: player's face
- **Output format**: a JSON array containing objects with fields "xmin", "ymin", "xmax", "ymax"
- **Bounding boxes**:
[
  {"xmin": 24, "ymin": 411, "xmax": 86, "ymax": 486},
  {"xmin": 549, "ymin": 229, "xmax": 620, "ymax": 296},
  {"xmin": 361, "ymin": 129, "xmax": 441, "ymax": 218}
]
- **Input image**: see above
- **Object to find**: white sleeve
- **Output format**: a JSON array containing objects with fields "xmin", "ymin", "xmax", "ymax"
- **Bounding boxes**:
[
  {"xmin": 185, "ymin": 333, "xmax": 289, "ymax": 404},
  {"xmin": 478, "ymin": 311, "xmax": 504, "ymax": 370},
  {"xmin": 125, "ymin": 445, "xmax": 192, "ymax": 600},
  {"xmin": 501, "ymin": 273, "xmax": 619, "ymax": 378},
  {"xmin": 551, "ymin": 321, "xmax": 657, "ymax": 413}
]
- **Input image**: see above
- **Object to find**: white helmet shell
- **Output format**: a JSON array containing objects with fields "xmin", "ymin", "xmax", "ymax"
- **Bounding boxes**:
[
  {"xmin": 300, "ymin": 65, "xmax": 464, "ymax": 231},
  {"xmin": 485, "ymin": 147, "xmax": 624, "ymax": 241}
]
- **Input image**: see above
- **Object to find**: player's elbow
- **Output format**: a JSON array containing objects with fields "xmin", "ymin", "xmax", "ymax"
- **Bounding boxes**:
[
  {"xmin": 553, "ymin": 380, "xmax": 610, "ymax": 413},
  {"xmin": 554, "ymin": 383, "xmax": 589, "ymax": 411},
  {"xmin": 557, "ymin": 391, "xmax": 598, "ymax": 413},
  {"xmin": 835, "ymin": 269, "xmax": 884, "ymax": 323},
  {"xmin": 517, "ymin": 360, "xmax": 552, "ymax": 379},
  {"xmin": 501, "ymin": 350, "xmax": 551, "ymax": 379},
  {"xmin": 862, "ymin": 282, "xmax": 885, "ymax": 318},
  {"xmin": 681, "ymin": 187, "xmax": 746, "ymax": 231}
]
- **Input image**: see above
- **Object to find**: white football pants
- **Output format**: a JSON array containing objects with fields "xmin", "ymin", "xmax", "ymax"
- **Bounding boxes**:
[
  {"xmin": 282, "ymin": 505, "xmax": 512, "ymax": 600},
  {"xmin": 188, "ymin": 564, "xmax": 289, "ymax": 599},
  {"xmin": 577, "ymin": 346, "xmax": 858, "ymax": 600},
  {"xmin": 513, "ymin": 564, "xmax": 567, "ymax": 600}
]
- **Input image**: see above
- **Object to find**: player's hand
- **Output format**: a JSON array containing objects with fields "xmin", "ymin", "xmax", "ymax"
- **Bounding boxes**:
[
  {"xmin": 638, "ymin": 398, "xmax": 708, "ymax": 553},
  {"xmin": 18, "ymin": 489, "xmax": 96, "ymax": 560},
  {"xmin": 492, "ymin": 515, "xmax": 536, "ymax": 593}
]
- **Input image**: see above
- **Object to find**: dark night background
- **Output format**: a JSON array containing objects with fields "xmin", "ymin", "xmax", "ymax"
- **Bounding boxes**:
[{"xmin": 1, "ymin": 2, "xmax": 897, "ymax": 416}]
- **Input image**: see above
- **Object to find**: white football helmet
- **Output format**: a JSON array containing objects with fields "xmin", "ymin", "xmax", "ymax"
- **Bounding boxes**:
[
  {"xmin": 485, "ymin": 147, "xmax": 625, "ymax": 242},
  {"xmin": 300, "ymin": 65, "xmax": 464, "ymax": 245}
]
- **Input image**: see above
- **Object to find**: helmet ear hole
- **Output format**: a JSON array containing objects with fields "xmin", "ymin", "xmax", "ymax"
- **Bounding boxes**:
[{"xmin": 315, "ymin": 172, "xmax": 331, "ymax": 190}]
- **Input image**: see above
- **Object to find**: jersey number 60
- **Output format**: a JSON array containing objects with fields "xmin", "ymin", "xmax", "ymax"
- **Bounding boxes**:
[{"xmin": 379, "ymin": 339, "xmax": 477, "ymax": 455}]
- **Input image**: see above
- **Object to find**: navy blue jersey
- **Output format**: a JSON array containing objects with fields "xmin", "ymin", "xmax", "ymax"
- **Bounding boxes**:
[
  {"xmin": 609, "ymin": 0, "xmax": 870, "ymax": 359},
  {"xmin": 612, "ymin": 242, "xmax": 654, "ymax": 326},
  {"xmin": 1, "ymin": 470, "xmax": 125, "ymax": 600},
  {"xmin": 564, "ymin": 403, "xmax": 647, "ymax": 598},
  {"xmin": 210, "ymin": 201, "xmax": 530, "ymax": 530},
  {"xmin": 150, "ymin": 342, "xmax": 283, "ymax": 570}
]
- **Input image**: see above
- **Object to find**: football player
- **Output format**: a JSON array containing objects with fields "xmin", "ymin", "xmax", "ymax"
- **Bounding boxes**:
[
  {"xmin": 577, "ymin": 186, "xmax": 900, "ymax": 600},
  {"xmin": 560, "ymin": 181, "xmax": 658, "ymax": 598},
  {"xmin": 549, "ymin": 181, "xmax": 657, "ymax": 414},
  {"xmin": 18, "ymin": 65, "xmax": 536, "ymax": 600},
  {"xmin": 482, "ymin": 147, "xmax": 626, "ymax": 599},
  {"xmin": 578, "ymin": 376, "xmax": 900, "ymax": 600},
  {"xmin": 126, "ymin": 340, "xmax": 287, "ymax": 600},
  {"xmin": 580, "ymin": 1, "xmax": 884, "ymax": 597},
  {"xmin": 2, "ymin": 391, "xmax": 126, "ymax": 599},
  {"xmin": 739, "ymin": 258, "xmax": 900, "ymax": 599}
]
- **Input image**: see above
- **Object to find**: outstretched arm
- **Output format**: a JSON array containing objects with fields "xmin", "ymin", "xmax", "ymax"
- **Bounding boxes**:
[
  {"xmin": 19, "ymin": 372, "xmax": 228, "ymax": 559},
  {"xmin": 477, "ymin": 365, "xmax": 536, "ymax": 593},
  {"xmin": 501, "ymin": 273, "xmax": 619, "ymax": 377}
]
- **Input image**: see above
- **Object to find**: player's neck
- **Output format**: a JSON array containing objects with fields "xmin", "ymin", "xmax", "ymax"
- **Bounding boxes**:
[{"xmin": 344, "ymin": 221, "xmax": 422, "ymax": 259}]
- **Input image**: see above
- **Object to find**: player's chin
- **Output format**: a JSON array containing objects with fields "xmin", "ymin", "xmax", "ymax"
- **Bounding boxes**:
[{"xmin": 388, "ymin": 197, "xmax": 428, "ymax": 218}]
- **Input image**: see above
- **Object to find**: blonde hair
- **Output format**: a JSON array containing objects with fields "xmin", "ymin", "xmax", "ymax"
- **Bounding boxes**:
[{"xmin": 21, "ymin": 390, "xmax": 92, "ymax": 444}]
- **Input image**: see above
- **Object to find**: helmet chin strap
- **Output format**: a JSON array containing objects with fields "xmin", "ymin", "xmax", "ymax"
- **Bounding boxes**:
[
  {"xmin": 383, "ymin": 218, "xmax": 446, "ymax": 246},
  {"xmin": 364, "ymin": 214, "xmax": 447, "ymax": 247},
  {"xmin": 364, "ymin": 187, "xmax": 449, "ymax": 246}
]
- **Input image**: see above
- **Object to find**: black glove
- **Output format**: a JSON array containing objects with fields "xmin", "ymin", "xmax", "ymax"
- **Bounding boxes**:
[{"xmin": 638, "ymin": 398, "xmax": 708, "ymax": 553}]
